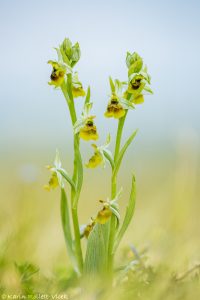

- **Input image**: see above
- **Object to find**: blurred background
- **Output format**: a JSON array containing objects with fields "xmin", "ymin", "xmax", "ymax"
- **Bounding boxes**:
[{"xmin": 0, "ymin": 0, "xmax": 200, "ymax": 293}]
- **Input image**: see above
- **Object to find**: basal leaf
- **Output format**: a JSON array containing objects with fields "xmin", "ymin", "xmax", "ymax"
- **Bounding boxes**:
[{"xmin": 84, "ymin": 222, "xmax": 109, "ymax": 275}]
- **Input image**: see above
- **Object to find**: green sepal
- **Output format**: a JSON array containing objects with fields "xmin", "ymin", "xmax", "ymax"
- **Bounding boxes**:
[
  {"xmin": 114, "ymin": 175, "xmax": 136, "ymax": 252},
  {"xmin": 71, "ymin": 42, "xmax": 81, "ymax": 67},
  {"xmin": 144, "ymin": 85, "xmax": 153, "ymax": 94}
]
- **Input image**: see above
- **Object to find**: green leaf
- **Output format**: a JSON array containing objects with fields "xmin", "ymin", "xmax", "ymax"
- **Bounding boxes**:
[
  {"xmin": 56, "ymin": 168, "xmax": 76, "ymax": 190},
  {"xmin": 114, "ymin": 175, "xmax": 136, "ymax": 252},
  {"xmin": 84, "ymin": 86, "xmax": 91, "ymax": 105},
  {"xmin": 113, "ymin": 129, "xmax": 138, "ymax": 178},
  {"xmin": 60, "ymin": 189, "xmax": 77, "ymax": 269},
  {"xmin": 109, "ymin": 76, "xmax": 115, "ymax": 93},
  {"xmin": 84, "ymin": 223, "xmax": 109, "ymax": 275},
  {"xmin": 73, "ymin": 137, "xmax": 83, "ymax": 208}
]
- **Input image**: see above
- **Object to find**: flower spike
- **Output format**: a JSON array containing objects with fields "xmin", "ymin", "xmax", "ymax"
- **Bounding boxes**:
[{"xmin": 124, "ymin": 52, "xmax": 153, "ymax": 104}]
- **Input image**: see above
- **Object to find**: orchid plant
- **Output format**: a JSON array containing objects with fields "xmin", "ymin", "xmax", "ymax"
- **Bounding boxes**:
[{"xmin": 45, "ymin": 38, "xmax": 153, "ymax": 280}]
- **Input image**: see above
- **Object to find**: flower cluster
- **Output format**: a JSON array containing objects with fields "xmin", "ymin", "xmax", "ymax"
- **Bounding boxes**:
[
  {"xmin": 48, "ymin": 38, "xmax": 86, "ymax": 98},
  {"xmin": 104, "ymin": 79, "xmax": 134, "ymax": 119},
  {"xmin": 48, "ymin": 38, "xmax": 153, "ymax": 146},
  {"xmin": 125, "ymin": 52, "xmax": 153, "ymax": 104},
  {"xmin": 104, "ymin": 52, "xmax": 153, "ymax": 120}
]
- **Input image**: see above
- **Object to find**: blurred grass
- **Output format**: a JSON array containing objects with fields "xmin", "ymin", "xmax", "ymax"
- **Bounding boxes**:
[{"xmin": 0, "ymin": 133, "xmax": 200, "ymax": 298}]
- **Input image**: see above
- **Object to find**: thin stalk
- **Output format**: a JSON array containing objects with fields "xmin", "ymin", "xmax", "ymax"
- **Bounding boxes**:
[
  {"xmin": 61, "ymin": 83, "xmax": 83, "ymax": 274},
  {"xmin": 114, "ymin": 113, "xmax": 127, "ymax": 162},
  {"xmin": 71, "ymin": 207, "xmax": 83, "ymax": 273},
  {"xmin": 108, "ymin": 111, "xmax": 128, "ymax": 274}
]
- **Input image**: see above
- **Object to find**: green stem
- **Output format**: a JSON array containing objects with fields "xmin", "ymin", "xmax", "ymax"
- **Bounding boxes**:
[
  {"xmin": 108, "ymin": 111, "xmax": 128, "ymax": 274},
  {"xmin": 61, "ymin": 82, "xmax": 83, "ymax": 274},
  {"xmin": 114, "ymin": 113, "xmax": 127, "ymax": 162},
  {"xmin": 71, "ymin": 207, "xmax": 83, "ymax": 273},
  {"xmin": 112, "ymin": 111, "xmax": 128, "ymax": 197}
]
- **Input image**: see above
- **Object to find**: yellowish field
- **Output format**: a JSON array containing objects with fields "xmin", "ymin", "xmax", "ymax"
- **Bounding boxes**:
[{"xmin": 0, "ymin": 136, "xmax": 200, "ymax": 299}]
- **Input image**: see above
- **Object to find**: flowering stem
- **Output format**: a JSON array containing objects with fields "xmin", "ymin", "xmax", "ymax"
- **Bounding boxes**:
[
  {"xmin": 108, "ymin": 111, "xmax": 128, "ymax": 274},
  {"xmin": 114, "ymin": 114, "xmax": 127, "ymax": 162},
  {"xmin": 61, "ymin": 82, "xmax": 83, "ymax": 274}
]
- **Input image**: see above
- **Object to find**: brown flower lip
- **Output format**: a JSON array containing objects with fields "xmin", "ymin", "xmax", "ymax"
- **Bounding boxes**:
[
  {"xmin": 131, "ymin": 79, "xmax": 142, "ymax": 90},
  {"xmin": 50, "ymin": 70, "xmax": 58, "ymax": 80},
  {"xmin": 111, "ymin": 98, "xmax": 119, "ymax": 105},
  {"xmin": 86, "ymin": 120, "xmax": 94, "ymax": 127}
]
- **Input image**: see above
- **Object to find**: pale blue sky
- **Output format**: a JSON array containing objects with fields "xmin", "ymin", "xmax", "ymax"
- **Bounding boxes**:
[{"xmin": 1, "ymin": 0, "xmax": 200, "ymax": 155}]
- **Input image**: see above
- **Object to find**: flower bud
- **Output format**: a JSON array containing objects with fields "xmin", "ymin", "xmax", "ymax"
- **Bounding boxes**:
[
  {"xmin": 60, "ymin": 38, "xmax": 81, "ymax": 67},
  {"xmin": 126, "ymin": 52, "xmax": 143, "ymax": 72}
]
